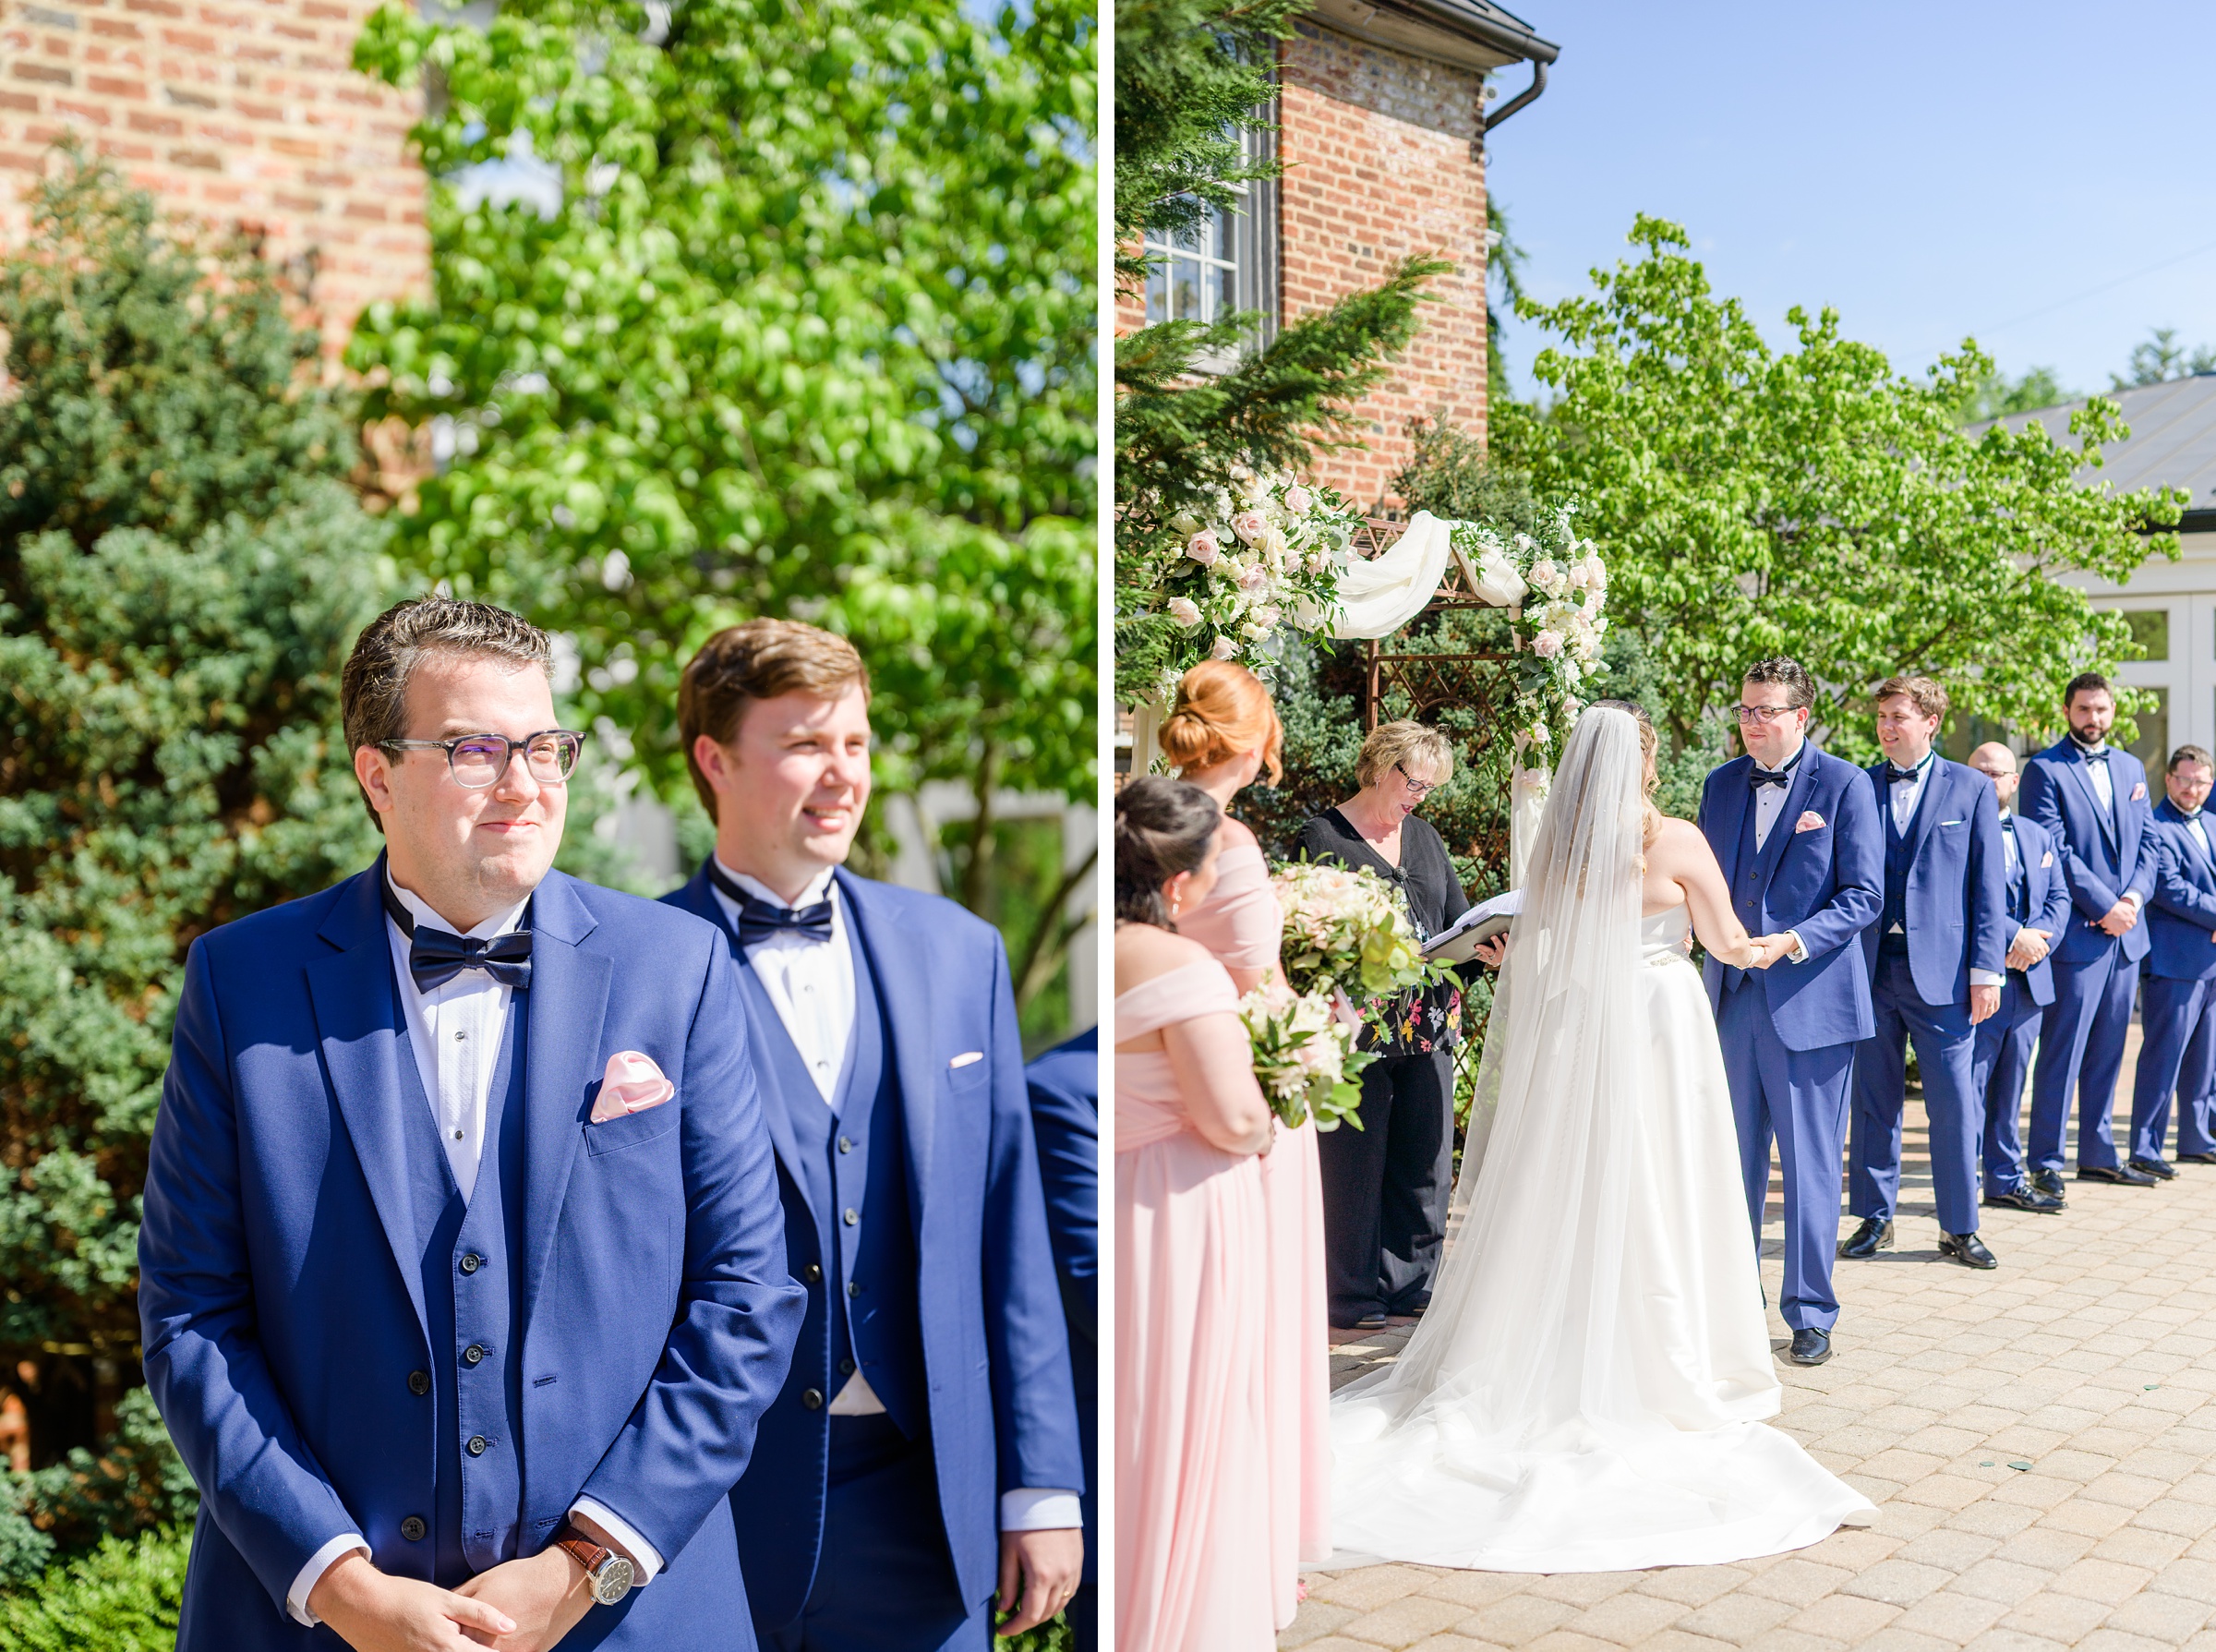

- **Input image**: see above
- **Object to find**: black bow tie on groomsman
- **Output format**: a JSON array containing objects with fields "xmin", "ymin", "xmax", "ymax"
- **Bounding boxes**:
[
  {"xmin": 1749, "ymin": 766, "xmax": 1793, "ymax": 790},
  {"xmin": 1885, "ymin": 761, "xmax": 1927, "ymax": 785},
  {"xmin": 708, "ymin": 862, "xmax": 835, "ymax": 947},
  {"xmin": 381, "ymin": 880, "xmax": 533, "ymax": 991}
]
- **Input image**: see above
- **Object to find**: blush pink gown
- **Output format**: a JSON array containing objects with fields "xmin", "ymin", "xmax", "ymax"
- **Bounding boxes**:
[
  {"xmin": 1114, "ymin": 958, "xmax": 1273, "ymax": 1652},
  {"xmin": 1179, "ymin": 817, "xmax": 1333, "ymax": 1624}
]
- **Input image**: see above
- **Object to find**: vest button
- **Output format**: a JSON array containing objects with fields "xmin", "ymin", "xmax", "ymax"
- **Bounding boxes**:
[
  {"xmin": 407, "ymin": 1370, "xmax": 430, "ymax": 1396},
  {"xmin": 848, "ymin": 1281, "xmax": 862, "ymax": 1297},
  {"xmin": 466, "ymin": 1435, "xmax": 488, "ymax": 1456},
  {"xmin": 801, "ymin": 1388, "xmax": 825, "ymax": 1410},
  {"xmin": 802, "ymin": 1263, "xmax": 823, "ymax": 1284},
  {"xmin": 401, "ymin": 1516, "xmax": 427, "ymax": 1542},
  {"xmin": 459, "ymin": 1253, "xmax": 481, "ymax": 1275},
  {"xmin": 463, "ymin": 1345, "xmax": 486, "ymax": 1367},
  {"xmin": 843, "ymin": 1208, "xmax": 859, "ymax": 1226},
  {"xmin": 837, "ymin": 1136, "xmax": 853, "ymax": 1154},
  {"xmin": 838, "ymin": 1357, "xmax": 856, "ymax": 1376}
]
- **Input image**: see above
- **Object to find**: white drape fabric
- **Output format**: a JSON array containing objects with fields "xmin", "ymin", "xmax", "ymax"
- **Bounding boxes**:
[
  {"xmin": 1329, "ymin": 512, "xmax": 1477, "ymax": 640},
  {"xmin": 1328, "ymin": 705, "xmax": 1875, "ymax": 1572}
]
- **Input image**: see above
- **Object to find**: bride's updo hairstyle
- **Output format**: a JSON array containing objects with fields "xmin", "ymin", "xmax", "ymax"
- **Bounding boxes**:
[
  {"xmin": 1161, "ymin": 660, "xmax": 1284, "ymax": 786},
  {"xmin": 1115, "ymin": 776, "xmax": 1222, "ymax": 931},
  {"xmin": 1591, "ymin": 699, "xmax": 1662, "ymax": 850}
]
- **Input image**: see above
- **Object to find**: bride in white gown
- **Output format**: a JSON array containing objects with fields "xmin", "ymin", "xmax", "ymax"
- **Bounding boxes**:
[{"xmin": 1329, "ymin": 701, "xmax": 1875, "ymax": 1572}]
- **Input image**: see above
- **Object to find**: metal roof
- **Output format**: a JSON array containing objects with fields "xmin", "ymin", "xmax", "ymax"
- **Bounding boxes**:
[
  {"xmin": 1987, "ymin": 373, "xmax": 2216, "ymax": 531},
  {"xmin": 1307, "ymin": 0, "xmax": 1560, "ymax": 74}
]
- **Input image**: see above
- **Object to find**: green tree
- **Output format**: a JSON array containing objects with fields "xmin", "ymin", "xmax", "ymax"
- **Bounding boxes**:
[
  {"xmin": 1952, "ymin": 362, "xmax": 2073, "ymax": 423},
  {"xmin": 1485, "ymin": 199, "xmax": 1527, "ymax": 406},
  {"xmin": 2113, "ymin": 325, "xmax": 2216, "ymax": 391},
  {"xmin": 350, "ymin": 0, "xmax": 1096, "ymax": 1014},
  {"xmin": 1494, "ymin": 216, "xmax": 2186, "ymax": 762},
  {"xmin": 0, "ymin": 150, "xmax": 391, "ymax": 1544}
]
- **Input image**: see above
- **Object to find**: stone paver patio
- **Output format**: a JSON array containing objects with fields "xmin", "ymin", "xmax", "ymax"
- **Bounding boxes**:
[{"xmin": 1288, "ymin": 1027, "xmax": 2216, "ymax": 1651}]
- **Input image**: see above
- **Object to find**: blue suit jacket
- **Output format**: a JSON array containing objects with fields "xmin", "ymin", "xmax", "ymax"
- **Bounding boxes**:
[
  {"xmin": 2146, "ymin": 798, "xmax": 2216, "ymax": 981},
  {"xmin": 1024, "ymin": 1028, "xmax": 1098, "ymax": 1589},
  {"xmin": 2019, "ymin": 739, "xmax": 2156, "ymax": 965},
  {"xmin": 664, "ymin": 865, "xmax": 1084, "ymax": 1629},
  {"xmin": 1858, "ymin": 756, "xmax": 2008, "ymax": 1007},
  {"xmin": 138, "ymin": 864, "xmax": 804, "ymax": 1650},
  {"xmin": 2000, "ymin": 813, "xmax": 2072, "ymax": 1007},
  {"xmin": 1699, "ymin": 742, "xmax": 1885, "ymax": 1051}
]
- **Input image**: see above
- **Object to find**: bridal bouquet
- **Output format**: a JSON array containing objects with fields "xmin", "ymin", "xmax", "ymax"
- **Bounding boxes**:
[
  {"xmin": 1133, "ymin": 465, "xmax": 1365, "ymax": 701},
  {"xmin": 1239, "ymin": 981, "xmax": 1371, "ymax": 1131},
  {"xmin": 1271, "ymin": 861, "xmax": 1451, "ymax": 1042}
]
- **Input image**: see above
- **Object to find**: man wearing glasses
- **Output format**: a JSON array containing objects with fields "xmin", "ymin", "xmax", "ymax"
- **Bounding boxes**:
[
  {"xmin": 1698, "ymin": 658, "xmax": 1883, "ymax": 1368},
  {"xmin": 138, "ymin": 597, "xmax": 804, "ymax": 1652}
]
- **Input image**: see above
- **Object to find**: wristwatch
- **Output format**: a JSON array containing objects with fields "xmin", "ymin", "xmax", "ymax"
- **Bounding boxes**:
[{"xmin": 553, "ymin": 1520, "xmax": 636, "ymax": 1606}]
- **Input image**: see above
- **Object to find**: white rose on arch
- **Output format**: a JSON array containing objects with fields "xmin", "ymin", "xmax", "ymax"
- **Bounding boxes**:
[
  {"xmin": 1166, "ymin": 597, "xmax": 1203, "ymax": 629},
  {"xmin": 1210, "ymin": 633, "xmax": 1240, "ymax": 660}
]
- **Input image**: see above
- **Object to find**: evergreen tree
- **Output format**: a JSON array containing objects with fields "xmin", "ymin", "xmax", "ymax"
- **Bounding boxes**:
[{"xmin": 0, "ymin": 148, "xmax": 391, "ymax": 1553}]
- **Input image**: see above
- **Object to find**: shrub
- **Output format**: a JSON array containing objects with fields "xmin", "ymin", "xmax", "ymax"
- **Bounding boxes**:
[{"xmin": 0, "ymin": 1524, "xmax": 188, "ymax": 1652}]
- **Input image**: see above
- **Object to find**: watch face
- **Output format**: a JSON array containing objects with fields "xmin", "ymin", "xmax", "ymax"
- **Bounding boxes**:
[{"xmin": 591, "ymin": 1555, "xmax": 635, "ymax": 1606}]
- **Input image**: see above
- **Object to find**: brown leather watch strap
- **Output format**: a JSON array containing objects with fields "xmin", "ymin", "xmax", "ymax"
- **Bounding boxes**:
[{"xmin": 553, "ymin": 1522, "xmax": 612, "ymax": 1577}]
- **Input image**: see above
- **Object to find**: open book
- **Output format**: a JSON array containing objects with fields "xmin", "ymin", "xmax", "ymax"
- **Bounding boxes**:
[{"xmin": 1422, "ymin": 889, "xmax": 1521, "ymax": 963}]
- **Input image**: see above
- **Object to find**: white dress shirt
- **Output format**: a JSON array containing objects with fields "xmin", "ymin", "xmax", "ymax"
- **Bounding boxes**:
[
  {"xmin": 286, "ymin": 877, "xmax": 660, "ymax": 1626},
  {"xmin": 1749, "ymin": 738, "xmax": 1804, "ymax": 851},
  {"xmin": 2074, "ymin": 743, "xmax": 2141, "ymax": 912},
  {"xmin": 710, "ymin": 859, "xmax": 1078, "ymax": 1532}
]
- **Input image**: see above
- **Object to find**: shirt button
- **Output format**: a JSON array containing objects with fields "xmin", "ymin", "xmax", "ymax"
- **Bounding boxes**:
[
  {"xmin": 801, "ymin": 1388, "xmax": 825, "ymax": 1411},
  {"xmin": 459, "ymin": 1254, "xmax": 481, "ymax": 1275},
  {"xmin": 843, "ymin": 1208, "xmax": 859, "ymax": 1226},
  {"xmin": 466, "ymin": 1435, "xmax": 488, "ymax": 1456},
  {"xmin": 401, "ymin": 1516, "xmax": 428, "ymax": 1542},
  {"xmin": 408, "ymin": 1370, "xmax": 430, "ymax": 1396},
  {"xmin": 463, "ymin": 1344, "xmax": 487, "ymax": 1367},
  {"xmin": 802, "ymin": 1263, "xmax": 823, "ymax": 1284},
  {"xmin": 455, "ymin": 1030, "xmax": 467, "ymax": 1041},
  {"xmin": 452, "ymin": 1129, "xmax": 464, "ymax": 1141}
]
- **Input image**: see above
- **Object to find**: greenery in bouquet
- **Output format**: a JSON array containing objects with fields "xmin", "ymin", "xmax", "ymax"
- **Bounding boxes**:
[
  {"xmin": 1239, "ymin": 982, "xmax": 1372, "ymax": 1132},
  {"xmin": 1271, "ymin": 861, "xmax": 1451, "ymax": 1039},
  {"xmin": 1123, "ymin": 466, "xmax": 1365, "ymax": 705}
]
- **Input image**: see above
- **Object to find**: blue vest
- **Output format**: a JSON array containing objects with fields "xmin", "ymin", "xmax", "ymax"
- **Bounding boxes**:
[
  {"xmin": 1879, "ymin": 776, "xmax": 1928, "ymax": 951},
  {"xmin": 739, "ymin": 928, "xmax": 927, "ymax": 1438},
  {"xmin": 392, "ymin": 984, "xmax": 529, "ymax": 1584},
  {"xmin": 2002, "ymin": 821, "xmax": 2029, "ymax": 924},
  {"xmin": 1726, "ymin": 778, "xmax": 1770, "ymax": 992}
]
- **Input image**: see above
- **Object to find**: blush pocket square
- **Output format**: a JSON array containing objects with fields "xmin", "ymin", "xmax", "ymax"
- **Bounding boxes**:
[
  {"xmin": 949, "ymin": 1051, "xmax": 985, "ymax": 1069},
  {"xmin": 2041, "ymin": 850, "xmax": 2054, "ymax": 867},
  {"xmin": 592, "ymin": 1051, "xmax": 674, "ymax": 1123},
  {"xmin": 1794, "ymin": 811, "xmax": 1825, "ymax": 834},
  {"xmin": 2133, "ymin": 781, "xmax": 2148, "ymax": 801}
]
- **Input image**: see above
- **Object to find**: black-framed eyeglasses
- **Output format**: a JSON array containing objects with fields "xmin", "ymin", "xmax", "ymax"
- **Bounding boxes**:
[
  {"xmin": 1395, "ymin": 762, "xmax": 1439, "ymax": 798},
  {"xmin": 1733, "ymin": 704, "xmax": 1800, "ymax": 726},
  {"xmin": 379, "ymin": 730, "xmax": 586, "ymax": 789}
]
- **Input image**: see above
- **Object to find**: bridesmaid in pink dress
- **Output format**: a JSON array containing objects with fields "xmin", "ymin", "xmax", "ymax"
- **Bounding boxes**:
[
  {"xmin": 1160, "ymin": 663, "xmax": 1332, "ymax": 1624},
  {"xmin": 1114, "ymin": 778, "xmax": 1277, "ymax": 1652}
]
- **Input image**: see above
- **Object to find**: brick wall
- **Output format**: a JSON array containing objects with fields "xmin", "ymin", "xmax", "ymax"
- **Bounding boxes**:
[
  {"xmin": 0, "ymin": 0, "xmax": 428, "ymax": 362},
  {"xmin": 1279, "ymin": 21, "xmax": 1487, "ymax": 509}
]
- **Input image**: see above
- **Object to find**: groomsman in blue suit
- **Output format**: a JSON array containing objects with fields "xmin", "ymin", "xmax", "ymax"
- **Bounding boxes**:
[
  {"xmin": 1700, "ymin": 657, "xmax": 1885, "ymax": 1368},
  {"xmin": 666, "ymin": 620, "xmax": 1084, "ymax": 1651},
  {"xmin": 138, "ymin": 598, "xmax": 805, "ymax": 1652},
  {"xmin": 1965, "ymin": 743, "xmax": 2072, "ymax": 1213},
  {"xmin": 2130, "ymin": 745, "xmax": 2216, "ymax": 1173},
  {"xmin": 1840, "ymin": 677, "xmax": 2009, "ymax": 1269},
  {"xmin": 2018, "ymin": 673, "xmax": 2161, "ymax": 1188}
]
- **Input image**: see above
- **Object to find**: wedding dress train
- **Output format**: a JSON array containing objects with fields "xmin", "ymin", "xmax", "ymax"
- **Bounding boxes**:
[{"xmin": 1328, "ymin": 709, "xmax": 1875, "ymax": 1572}]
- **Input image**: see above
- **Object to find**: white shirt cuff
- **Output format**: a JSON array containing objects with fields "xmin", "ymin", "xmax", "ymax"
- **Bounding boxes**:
[
  {"xmin": 287, "ymin": 1534, "xmax": 370, "ymax": 1626},
  {"xmin": 571, "ymin": 1498, "xmax": 664, "ymax": 1585},
  {"xmin": 999, "ymin": 1488, "xmax": 1083, "ymax": 1531},
  {"xmin": 1969, "ymin": 970, "xmax": 2004, "ymax": 987},
  {"xmin": 1786, "ymin": 931, "xmax": 1809, "ymax": 965}
]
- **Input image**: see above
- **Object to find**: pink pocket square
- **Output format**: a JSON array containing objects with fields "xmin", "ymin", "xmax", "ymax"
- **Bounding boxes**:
[
  {"xmin": 1795, "ymin": 811, "xmax": 1825, "ymax": 834},
  {"xmin": 2041, "ymin": 850, "xmax": 2053, "ymax": 867},
  {"xmin": 2133, "ymin": 781, "xmax": 2148, "ymax": 801},
  {"xmin": 592, "ymin": 1051, "xmax": 674, "ymax": 1123}
]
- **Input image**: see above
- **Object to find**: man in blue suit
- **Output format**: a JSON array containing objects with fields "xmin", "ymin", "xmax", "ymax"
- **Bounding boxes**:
[
  {"xmin": 1024, "ymin": 1030, "xmax": 1098, "ymax": 1652},
  {"xmin": 138, "ymin": 597, "xmax": 805, "ymax": 1652},
  {"xmin": 666, "ymin": 620, "xmax": 1084, "ymax": 1652},
  {"xmin": 2130, "ymin": 745, "xmax": 2216, "ymax": 1173},
  {"xmin": 1965, "ymin": 743, "xmax": 2072, "ymax": 1213},
  {"xmin": 1840, "ymin": 678, "xmax": 2009, "ymax": 1268},
  {"xmin": 2018, "ymin": 673, "xmax": 2161, "ymax": 1189},
  {"xmin": 1699, "ymin": 657, "xmax": 1885, "ymax": 1368}
]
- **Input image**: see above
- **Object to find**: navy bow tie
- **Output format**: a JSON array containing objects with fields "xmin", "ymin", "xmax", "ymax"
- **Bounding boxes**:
[
  {"xmin": 1886, "ymin": 763, "xmax": 1926, "ymax": 785},
  {"xmin": 707, "ymin": 861, "xmax": 835, "ymax": 947},
  {"xmin": 1749, "ymin": 767, "xmax": 1793, "ymax": 790},
  {"xmin": 2077, "ymin": 743, "xmax": 2111, "ymax": 763},
  {"xmin": 382, "ymin": 881, "xmax": 533, "ymax": 992}
]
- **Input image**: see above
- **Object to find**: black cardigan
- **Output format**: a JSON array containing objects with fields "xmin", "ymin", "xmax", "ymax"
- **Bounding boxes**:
[{"xmin": 1293, "ymin": 807, "xmax": 1471, "ymax": 1055}]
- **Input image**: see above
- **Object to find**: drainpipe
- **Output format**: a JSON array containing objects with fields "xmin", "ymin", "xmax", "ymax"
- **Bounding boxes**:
[{"xmin": 1484, "ymin": 58, "xmax": 1548, "ymax": 132}]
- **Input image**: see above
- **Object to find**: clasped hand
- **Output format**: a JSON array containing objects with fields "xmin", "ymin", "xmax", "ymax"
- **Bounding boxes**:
[
  {"xmin": 2098, "ymin": 898, "xmax": 2140, "ymax": 936},
  {"xmin": 310, "ymin": 1543, "xmax": 591, "ymax": 1652},
  {"xmin": 2005, "ymin": 928, "xmax": 2050, "ymax": 971}
]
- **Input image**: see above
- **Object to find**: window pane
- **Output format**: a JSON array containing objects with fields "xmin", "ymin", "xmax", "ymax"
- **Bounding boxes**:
[
  {"xmin": 1174, "ymin": 221, "xmax": 1200, "ymax": 253},
  {"xmin": 1171, "ymin": 264, "xmax": 1198, "ymax": 321},
  {"xmin": 1146, "ymin": 264, "xmax": 1168, "ymax": 324},
  {"xmin": 2126, "ymin": 686, "xmax": 2170, "ymax": 769},
  {"xmin": 1212, "ymin": 204, "xmax": 1237, "ymax": 263},
  {"xmin": 2124, "ymin": 608, "xmax": 2169, "ymax": 660},
  {"xmin": 1215, "ymin": 262, "xmax": 1236, "ymax": 321}
]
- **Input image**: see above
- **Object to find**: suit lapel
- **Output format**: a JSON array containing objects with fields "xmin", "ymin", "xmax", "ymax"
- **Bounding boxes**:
[
  {"xmin": 1711, "ymin": 758, "xmax": 1754, "ymax": 882},
  {"xmin": 306, "ymin": 865, "xmax": 430, "ymax": 1340},
  {"xmin": 837, "ymin": 871, "xmax": 933, "ymax": 1230},
  {"xmin": 1902, "ymin": 759, "xmax": 1947, "ymax": 873},
  {"xmin": 518, "ymin": 873, "xmax": 613, "ymax": 1334}
]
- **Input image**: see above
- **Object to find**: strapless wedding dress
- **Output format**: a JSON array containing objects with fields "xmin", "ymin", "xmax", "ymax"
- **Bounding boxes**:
[{"xmin": 1327, "ymin": 905, "xmax": 1875, "ymax": 1572}]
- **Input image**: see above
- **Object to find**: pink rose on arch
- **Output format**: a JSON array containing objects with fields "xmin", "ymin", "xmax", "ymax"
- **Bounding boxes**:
[
  {"xmin": 1230, "ymin": 510, "xmax": 1268, "ymax": 546},
  {"xmin": 1531, "ymin": 630, "xmax": 1565, "ymax": 659},
  {"xmin": 1284, "ymin": 485, "xmax": 1313, "ymax": 514},
  {"xmin": 1186, "ymin": 529, "xmax": 1222, "ymax": 566},
  {"xmin": 1166, "ymin": 597, "xmax": 1203, "ymax": 628},
  {"xmin": 1210, "ymin": 633, "xmax": 1240, "ymax": 660},
  {"xmin": 1236, "ymin": 561, "xmax": 1269, "ymax": 593}
]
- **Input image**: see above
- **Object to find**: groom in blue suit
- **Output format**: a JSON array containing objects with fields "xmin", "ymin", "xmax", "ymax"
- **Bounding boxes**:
[
  {"xmin": 2018, "ymin": 673, "xmax": 2160, "ymax": 1189},
  {"xmin": 1700, "ymin": 657, "xmax": 1884, "ymax": 1368},
  {"xmin": 2130, "ymin": 745, "xmax": 2216, "ymax": 1172},
  {"xmin": 1840, "ymin": 677, "xmax": 2008, "ymax": 1269},
  {"xmin": 138, "ymin": 598, "xmax": 805, "ymax": 1652},
  {"xmin": 666, "ymin": 620, "xmax": 1084, "ymax": 1651}
]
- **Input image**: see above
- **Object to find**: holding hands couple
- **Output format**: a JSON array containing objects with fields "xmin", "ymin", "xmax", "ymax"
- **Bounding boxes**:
[{"xmin": 138, "ymin": 599, "xmax": 1084, "ymax": 1652}]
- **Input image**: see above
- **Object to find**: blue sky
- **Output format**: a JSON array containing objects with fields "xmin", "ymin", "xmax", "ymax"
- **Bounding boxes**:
[{"xmin": 1483, "ymin": 1, "xmax": 2216, "ymax": 404}]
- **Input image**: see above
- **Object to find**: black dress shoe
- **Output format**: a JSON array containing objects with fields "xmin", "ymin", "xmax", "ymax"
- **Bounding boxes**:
[
  {"xmin": 1939, "ymin": 1231, "xmax": 1998, "ymax": 1269},
  {"xmin": 2029, "ymin": 1167, "xmax": 2068, "ymax": 1200},
  {"xmin": 1984, "ymin": 1187, "xmax": 2065, "ymax": 1213},
  {"xmin": 1837, "ymin": 1216, "xmax": 1894, "ymax": 1259},
  {"xmin": 2130, "ymin": 1155, "xmax": 2178, "ymax": 1181},
  {"xmin": 2178, "ymin": 1152, "xmax": 2216, "ymax": 1164},
  {"xmin": 1332, "ymin": 1311, "xmax": 1388, "ymax": 1332},
  {"xmin": 1785, "ymin": 1328, "xmax": 1832, "ymax": 1366},
  {"xmin": 2078, "ymin": 1162, "xmax": 2158, "ymax": 1186}
]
